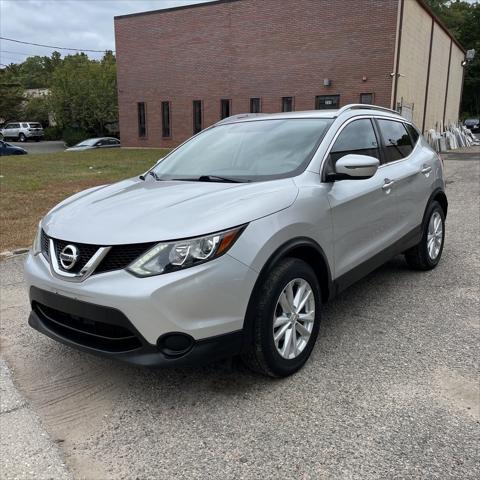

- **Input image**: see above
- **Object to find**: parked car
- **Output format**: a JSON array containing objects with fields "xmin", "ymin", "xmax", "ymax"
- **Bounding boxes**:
[
  {"xmin": 464, "ymin": 118, "xmax": 480, "ymax": 133},
  {"xmin": 0, "ymin": 140, "xmax": 27, "ymax": 156},
  {"xmin": 25, "ymin": 104, "xmax": 447, "ymax": 377},
  {"xmin": 65, "ymin": 137, "xmax": 121, "ymax": 151},
  {"xmin": 0, "ymin": 122, "xmax": 44, "ymax": 142}
]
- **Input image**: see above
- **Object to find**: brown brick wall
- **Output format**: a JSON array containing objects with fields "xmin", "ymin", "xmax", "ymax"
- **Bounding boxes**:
[{"xmin": 115, "ymin": 0, "xmax": 399, "ymax": 147}]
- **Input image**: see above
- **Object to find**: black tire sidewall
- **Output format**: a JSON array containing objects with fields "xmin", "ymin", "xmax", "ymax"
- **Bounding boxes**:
[
  {"xmin": 421, "ymin": 201, "xmax": 445, "ymax": 268},
  {"xmin": 257, "ymin": 259, "xmax": 321, "ymax": 376}
]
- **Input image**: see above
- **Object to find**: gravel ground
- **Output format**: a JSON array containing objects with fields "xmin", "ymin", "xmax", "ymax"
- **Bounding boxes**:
[{"xmin": 0, "ymin": 153, "xmax": 479, "ymax": 479}]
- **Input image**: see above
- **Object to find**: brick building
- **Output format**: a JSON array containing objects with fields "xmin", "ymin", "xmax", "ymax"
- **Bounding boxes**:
[{"xmin": 114, "ymin": 0, "xmax": 465, "ymax": 147}]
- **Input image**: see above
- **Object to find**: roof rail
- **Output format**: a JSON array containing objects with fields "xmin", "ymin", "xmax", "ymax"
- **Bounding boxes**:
[
  {"xmin": 336, "ymin": 104, "xmax": 401, "ymax": 117},
  {"xmin": 215, "ymin": 113, "xmax": 268, "ymax": 125}
]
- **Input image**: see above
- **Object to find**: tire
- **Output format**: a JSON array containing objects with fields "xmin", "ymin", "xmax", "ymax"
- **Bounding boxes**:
[
  {"xmin": 405, "ymin": 200, "xmax": 445, "ymax": 270},
  {"xmin": 241, "ymin": 258, "xmax": 321, "ymax": 377},
  {"xmin": 18, "ymin": 133, "xmax": 26, "ymax": 142}
]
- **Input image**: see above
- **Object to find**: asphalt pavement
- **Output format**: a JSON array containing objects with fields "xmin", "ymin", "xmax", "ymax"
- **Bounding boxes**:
[
  {"xmin": 7, "ymin": 140, "xmax": 66, "ymax": 154},
  {"xmin": 0, "ymin": 150, "xmax": 479, "ymax": 480}
]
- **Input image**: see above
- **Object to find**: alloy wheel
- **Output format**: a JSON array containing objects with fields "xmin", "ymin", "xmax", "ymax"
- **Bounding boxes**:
[
  {"xmin": 427, "ymin": 211, "xmax": 443, "ymax": 260},
  {"xmin": 273, "ymin": 278, "xmax": 315, "ymax": 360}
]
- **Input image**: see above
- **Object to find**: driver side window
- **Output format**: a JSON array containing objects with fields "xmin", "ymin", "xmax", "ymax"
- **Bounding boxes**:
[{"xmin": 329, "ymin": 119, "xmax": 380, "ymax": 166}]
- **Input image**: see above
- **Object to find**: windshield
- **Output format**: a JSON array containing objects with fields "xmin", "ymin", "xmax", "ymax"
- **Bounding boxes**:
[
  {"xmin": 152, "ymin": 118, "xmax": 333, "ymax": 182},
  {"xmin": 75, "ymin": 138, "xmax": 98, "ymax": 147}
]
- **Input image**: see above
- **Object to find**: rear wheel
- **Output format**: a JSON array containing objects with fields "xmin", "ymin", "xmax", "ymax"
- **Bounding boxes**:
[
  {"xmin": 18, "ymin": 133, "xmax": 26, "ymax": 142},
  {"xmin": 405, "ymin": 201, "xmax": 445, "ymax": 270},
  {"xmin": 242, "ymin": 258, "xmax": 321, "ymax": 377}
]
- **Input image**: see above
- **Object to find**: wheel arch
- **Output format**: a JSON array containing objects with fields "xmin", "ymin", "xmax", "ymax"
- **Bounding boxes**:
[
  {"xmin": 427, "ymin": 188, "xmax": 448, "ymax": 219},
  {"xmin": 242, "ymin": 237, "xmax": 333, "ymax": 349}
]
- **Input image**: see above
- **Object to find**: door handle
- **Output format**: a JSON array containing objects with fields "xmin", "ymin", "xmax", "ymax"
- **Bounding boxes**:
[
  {"xmin": 421, "ymin": 165, "xmax": 432, "ymax": 175},
  {"xmin": 382, "ymin": 179, "xmax": 395, "ymax": 191}
]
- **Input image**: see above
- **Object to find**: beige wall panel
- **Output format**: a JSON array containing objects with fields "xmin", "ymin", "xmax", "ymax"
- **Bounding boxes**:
[
  {"xmin": 396, "ymin": 0, "xmax": 432, "ymax": 128},
  {"xmin": 444, "ymin": 45, "xmax": 464, "ymax": 126},
  {"xmin": 424, "ymin": 24, "xmax": 451, "ymax": 131}
]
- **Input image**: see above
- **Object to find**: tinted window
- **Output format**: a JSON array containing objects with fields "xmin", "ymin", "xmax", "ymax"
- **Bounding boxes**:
[
  {"xmin": 137, "ymin": 102, "xmax": 146, "ymax": 137},
  {"xmin": 250, "ymin": 98, "xmax": 261, "ymax": 113},
  {"xmin": 162, "ymin": 101, "xmax": 171, "ymax": 138},
  {"xmin": 378, "ymin": 119, "xmax": 413, "ymax": 163},
  {"xmin": 316, "ymin": 95, "xmax": 340, "ymax": 110},
  {"xmin": 282, "ymin": 97, "xmax": 293, "ymax": 112},
  {"xmin": 330, "ymin": 119, "xmax": 380, "ymax": 165},
  {"xmin": 193, "ymin": 100, "xmax": 202, "ymax": 134},
  {"xmin": 405, "ymin": 123, "xmax": 419, "ymax": 145},
  {"xmin": 22, "ymin": 123, "xmax": 28, "ymax": 128},
  {"xmin": 153, "ymin": 119, "xmax": 332, "ymax": 182}
]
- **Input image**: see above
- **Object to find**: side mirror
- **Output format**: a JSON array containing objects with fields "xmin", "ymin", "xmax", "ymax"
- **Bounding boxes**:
[{"xmin": 328, "ymin": 154, "xmax": 379, "ymax": 181}]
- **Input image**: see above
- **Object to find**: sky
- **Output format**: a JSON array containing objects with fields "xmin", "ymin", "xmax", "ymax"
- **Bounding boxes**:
[{"xmin": 0, "ymin": 0, "xmax": 215, "ymax": 65}]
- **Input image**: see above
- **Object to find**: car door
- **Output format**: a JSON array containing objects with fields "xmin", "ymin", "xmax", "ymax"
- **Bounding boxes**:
[
  {"xmin": 325, "ymin": 118, "xmax": 398, "ymax": 279},
  {"xmin": 0, "ymin": 141, "xmax": 5, "ymax": 156},
  {"xmin": 375, "ymin": 119, "xmax": 432, "ymax": 235}
]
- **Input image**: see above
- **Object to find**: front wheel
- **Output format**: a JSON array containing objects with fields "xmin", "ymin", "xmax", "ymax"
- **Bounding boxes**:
[
  {"xmin": 405, "ymin": 201, "xmax": 445, "ymax": 270},
  {"xmin": 242, "ymin": 258, "xmax": 321, "ymax": 377}
]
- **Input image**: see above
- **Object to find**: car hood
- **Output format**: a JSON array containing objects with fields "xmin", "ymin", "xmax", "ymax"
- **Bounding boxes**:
[{"xmin": 43, "ymin": 177, "xmax": 299, "ymax": 244}]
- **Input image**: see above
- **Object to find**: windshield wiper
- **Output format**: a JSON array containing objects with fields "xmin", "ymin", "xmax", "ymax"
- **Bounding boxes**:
[
  {"xmin": 172, "ymin": 175, "xmax": 247, "ymax": 183},
  {"xmin": 140, "ymin": 171, "xmax": 162, "ymax": 181}
]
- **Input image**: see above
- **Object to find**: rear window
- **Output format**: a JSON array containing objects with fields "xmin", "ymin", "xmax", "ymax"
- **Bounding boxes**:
[
  {"xmin": 28, "ymin": 123, "xmax": 42, "ymax": 128},
  {"xmin": 377, "ymin": 119, "xmax": 413, "ymax": 163},
  {"xmin": 405, "ymin": 124, "xmax": 419, "ymax": 145}
]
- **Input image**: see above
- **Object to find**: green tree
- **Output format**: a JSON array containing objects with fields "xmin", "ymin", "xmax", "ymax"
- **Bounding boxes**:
[
  {"xmin": 0, "ymin": 76, "xmax": 24, "ymax": 122},
  {"xmin": 427, "ymin": 0, "xmax": 480, "ymax": 116},
  {"xmin": 49, "ymin": 52, "xmax": 118, "ymax": 135}
]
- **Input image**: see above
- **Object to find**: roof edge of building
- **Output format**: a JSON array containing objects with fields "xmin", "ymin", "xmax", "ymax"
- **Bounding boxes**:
[{"xmin": 114, "ymin": 0, "xmax": 243, "ymax": 20}]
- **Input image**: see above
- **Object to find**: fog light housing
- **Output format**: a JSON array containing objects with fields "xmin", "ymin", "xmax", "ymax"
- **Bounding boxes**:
[{"xmin": 157, "ymin": 333, "xmax": 194, "ymax": 358}]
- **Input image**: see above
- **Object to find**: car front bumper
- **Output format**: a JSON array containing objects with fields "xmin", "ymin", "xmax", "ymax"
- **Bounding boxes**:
[{"xmin": 24, "ymin": 251, "xmax": 258, "ymax": 366}]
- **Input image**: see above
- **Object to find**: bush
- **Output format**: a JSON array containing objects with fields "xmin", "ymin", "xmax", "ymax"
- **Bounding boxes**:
[
  {"xmin": 43, "ymin": 126, "xmax": 63, "ymax": 141},
  {"xmin": 62, "ymin": 127, "xmax": 90, "ymax": 147}
]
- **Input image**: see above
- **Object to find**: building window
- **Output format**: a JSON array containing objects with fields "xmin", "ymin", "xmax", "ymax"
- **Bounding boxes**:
[
  {"xmin": 360, "ymin": 93, "xmax": 374, "ymax": 104},
  {"xmin": 161, "ymin": 101, "xmax": 171, "ymax": 138},
  {"xmin": 220, "ymin": 99, "xmax": 231, "ymax": 119},
  {"xmin": 282, "ymin": 97, "xmax": 294, "ymax": 112},
  {"xmin": 137, "ymin": 102, "xmax": 146, "ymax": 137},
  {"xmin": 315, "ymin": 95, "xmax": 340, "ymax": 110},
  {"xmin": 193, "ymin": 100, "xmax": 202, "ymax": 134},
  {"xmin": 250, "ymin": 97, "xmax": 261, "ymax": 113}
]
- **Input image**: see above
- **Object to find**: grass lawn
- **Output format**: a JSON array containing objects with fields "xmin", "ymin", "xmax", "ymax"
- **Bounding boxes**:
[{"xmin": 0, "ymin": 148, "xmax": 169, "ymax": 252}]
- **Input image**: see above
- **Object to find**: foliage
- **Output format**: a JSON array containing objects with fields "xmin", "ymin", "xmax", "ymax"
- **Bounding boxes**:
[
  {"xmin": 0, "ymin": 51, "xmax": 118, "ymax": 134},
  {"xmin": 49, "ymin": 51, "xmax": 118, "ymax": 136},
  {"xmin": 62, "ymin": 127, "xmax": 91, "ymax": 147},
  {"xmin": 42, "ymin": 126, "xmax": 64, "ymax": 141},
  {"xmin": 0, "ymin": 83, "xmax": 24, "ymax": 123},
  {"xmin": 22, "ymin": 95, "xmax": 51, "ymax": 126},
  {"xmin": 427, "ymin": 0, "xmax": 480, "ymax": 115}
]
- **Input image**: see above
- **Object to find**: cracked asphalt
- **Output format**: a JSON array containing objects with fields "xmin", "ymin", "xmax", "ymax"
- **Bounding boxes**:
[{"xmin": 0, "ymin": 150, "xmax": 479, "ymax": 479}]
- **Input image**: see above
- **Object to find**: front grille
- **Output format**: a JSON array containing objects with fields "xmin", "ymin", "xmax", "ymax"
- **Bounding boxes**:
[
  {"xmin": 96, "ymin": 242, "xmax": 156, "ymax": 274},
  {"xmin": 41, "ymin": 230, "xmax": 49, "ymax": 260},
  {"xmin": 53, "ymin": 238, "xmax": 99, "ymax": 274},
  {"xmin": 41, "ymin": 230, "xmax": 154, "ymax": 275},
  {"xmin": 33, "ymin": 302, "xmax": 142, "ymax": 352}
]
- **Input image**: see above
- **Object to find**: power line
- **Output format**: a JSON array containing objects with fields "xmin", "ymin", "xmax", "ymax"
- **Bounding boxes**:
[{"xmin": 0, "ymin": 36, "xmax": 114, "ymax": 53}]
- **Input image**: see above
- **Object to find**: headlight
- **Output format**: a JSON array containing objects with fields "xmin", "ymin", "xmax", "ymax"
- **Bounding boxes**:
[
  {"xmin": 127, "ymin": 225, "xmax": 246, "ymax": 277},
  {"xmin": 32, "ymin": 221, "xmax": 42, "ymax": 255}
]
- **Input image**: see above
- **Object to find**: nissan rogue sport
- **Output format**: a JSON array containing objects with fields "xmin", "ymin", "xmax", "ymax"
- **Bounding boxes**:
[{"xmin": 25, "ymin": 105, "xmax": 447, "ymax": 377}]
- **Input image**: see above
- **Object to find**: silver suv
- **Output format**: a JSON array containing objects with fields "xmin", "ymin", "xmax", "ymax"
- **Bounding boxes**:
[
  {"xmin": 0, "ymin": 122, "xmax": 44, "ymax": 142},
  {"xmin": 25, "ymin": 105, "xmax": 447, "ymax": 377}
]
